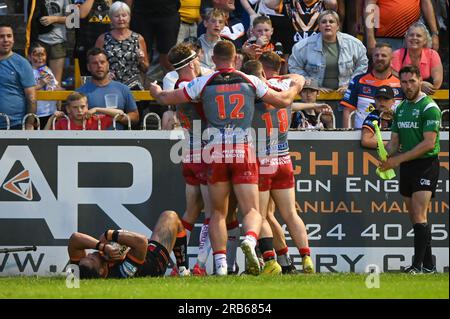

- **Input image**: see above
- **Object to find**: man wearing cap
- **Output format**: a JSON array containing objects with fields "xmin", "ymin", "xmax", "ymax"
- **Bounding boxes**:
[
  {"xmin": 360, "ymin": 85, "xmax": 395, "ymax": 149},
  {"xmin": 340, "ymin": 42, "xmax": 402, "ymax": 129}
]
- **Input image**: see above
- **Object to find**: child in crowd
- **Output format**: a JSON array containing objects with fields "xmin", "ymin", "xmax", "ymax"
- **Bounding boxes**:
[
  {"xmin": 44, "ymin": 92, "xmax": 124, "ymax": 130},
  {"xmin": 198, "ymin": 8, "xmax": 226, "ymax": 70},
  {"xmin": 360, "ymin": 86, "xmax": 395, "ymax": 149},
  {"xmin": 242, "ymin": 15, "xmax": 286, "ymax": 73},
  {"xmin": 291, "ymin": 79, "xmax": 334, "ymax": 129},
  {"xmin": 28, "ymin": 43, "xmax": 60, "ymax": 129}
]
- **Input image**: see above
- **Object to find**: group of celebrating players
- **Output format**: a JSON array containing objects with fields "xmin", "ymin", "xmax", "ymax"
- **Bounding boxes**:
[{"xmin": 68, "ymin": 39, "xmax": 316, "ymax": 279}]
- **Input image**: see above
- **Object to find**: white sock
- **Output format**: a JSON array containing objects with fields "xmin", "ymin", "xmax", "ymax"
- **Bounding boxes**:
[
  {"xmin": 214, "ymin": 253, "xmax": 227, "ymax": 270},
  {"xmin": 244, "ymin": 234, "xmax": 257, "ymax": 248},
  {"xmin": 277, "ymin": 252, "xmax": 291, "ymax": 267},
  {"xmin": 186, "ymin": 229, "xmax": 191, "ymax": 245},
  {"xmin": 197, "ymin": 223, "xmax": 211, "ymax": 268},
  {"xmin": 181, "ymin": 219, "xmax": 193, "ymax": 244},
  {"xmin": 226, "ymin": 225, "xmax": 240, "ymax": 271}
]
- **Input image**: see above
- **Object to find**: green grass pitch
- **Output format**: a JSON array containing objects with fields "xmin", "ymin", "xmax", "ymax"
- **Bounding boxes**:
[{"xmin": 0, "ymin": 273, "xmax": 448, "ymax": 299}]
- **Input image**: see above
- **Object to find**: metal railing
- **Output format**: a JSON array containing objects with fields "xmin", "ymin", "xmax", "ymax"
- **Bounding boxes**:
[
  {"xmin": 1, "ymin": 110, "xmax": 448, "ymax": 131},
  {"xmin": 317, "ymin": 111, "xmax": 336, "ymax": 129},
  {"xmin": 143, "ymin": 112, "xmax": 162, "ymax": 130},
  {"xmin": 0, "ymin": 113, "xmax": 10, "ymax": 130},
  {"xmin": 113, "ymin": 113, "xmax": 132, "ymax": 130},
  {"xmin": 22, "ymin": 113, "xmax": 40, "ymax": 130},
  {"xmin": 347, "ymin": 110, "xmax": 356, "ymax": 129},
  {"xmin": 51, "ymin": 114, "xmax": 71, "ymax": 130}
]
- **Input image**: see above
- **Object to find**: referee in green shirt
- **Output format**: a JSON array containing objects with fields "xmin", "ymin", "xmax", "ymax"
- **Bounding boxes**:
[{"xmin": 379, "ymin": 65, "xmax": 441, "ymax": 274}]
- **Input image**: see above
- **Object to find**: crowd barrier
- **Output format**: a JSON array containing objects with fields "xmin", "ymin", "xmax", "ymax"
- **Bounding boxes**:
[
  {"xmin": 0, "ymin": 90, "xmax": 447, "ymax": 130},
  {"xmin": 35, "ymin": 89, "xmax": 450, "ymax": 102}
]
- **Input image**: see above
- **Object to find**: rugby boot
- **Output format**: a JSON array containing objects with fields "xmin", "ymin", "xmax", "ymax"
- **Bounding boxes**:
[{"xmin": 302, "ymin": 255, "xmax": 314, "ymax": 273}]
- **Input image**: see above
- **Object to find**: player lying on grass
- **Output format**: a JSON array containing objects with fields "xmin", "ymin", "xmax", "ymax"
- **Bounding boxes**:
[{"xmin": 68, "ymin": 210, "xmax": 188, "ymax": 279}]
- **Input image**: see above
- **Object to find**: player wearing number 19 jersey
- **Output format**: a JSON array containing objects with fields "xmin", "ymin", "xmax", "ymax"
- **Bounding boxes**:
[
  {"xmin": 149, "ymin": 41, "xmax": 303, "ymax": 275},
  {"xmin": 245, "ymin": 52, "xmax": 313, "ymax": 274}
]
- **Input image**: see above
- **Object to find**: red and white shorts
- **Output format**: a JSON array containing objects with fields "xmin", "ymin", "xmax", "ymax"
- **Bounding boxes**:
[
  {"xmin": 258, "ymin": 154, "xmax": 294, "ymax": 191},
  {"xmin": 206, "ymin": 143, "xmax": 259, "ymax": 185},
  {"xmin": 182, "ymin": 150, "xmax": 207, "ymax": 186}
]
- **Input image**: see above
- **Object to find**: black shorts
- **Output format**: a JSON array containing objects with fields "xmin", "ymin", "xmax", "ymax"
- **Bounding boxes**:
[
  {"xmin": 400, "ymin": 156, "xmax": 440, "ymax": 197},
  {"xmin": 139, "ymin": 240, "xmax": 171, "ymax": 277}
]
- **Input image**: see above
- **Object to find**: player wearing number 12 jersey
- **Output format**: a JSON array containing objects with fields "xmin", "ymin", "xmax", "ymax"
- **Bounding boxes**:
[{"xmin": 150, "ymin": 41, "xmax": 303, "ymax": 275}]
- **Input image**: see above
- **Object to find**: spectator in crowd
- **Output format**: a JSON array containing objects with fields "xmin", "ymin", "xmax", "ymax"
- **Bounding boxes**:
[
  {"xmin": 126, "ymin": 0, "xmax": 180, "ymax": 72},
  {"xmin": 391, "ymin": 22, "xmax": 443, "ymax": 95},
  {"xmin": 44, "ymin": 92, "xmax": 124, "ymax": 130},
  {"xmin": 241, "ymin": 15, "xmax": 285, "ymax": 72},
  {"xmin": 0, "ymin": 24, "xmax": 36, "ymax": 130},
  {"xmin": 27, "ymin": 0, "xmax": 71, "ymax": 84},
  {"xmin": 77, "ymin": 48, "xmax": 139, "ymax": 130},
  {"xmin": 239, "ymin": 0, "xmax": 261, "ymax": 26},
  {"xmin": 265, "ymin": 0, "xmax": 343, "ymax": 45},
  {"xmin": 289, "ymin": 10, "xmax": 368, "ymax": 127},
  {"xmin": 240, "ymin": 0, "xmax": 293, "ymax": 67},
  {"xmin": 74, "ymin": 0, "xmax": 113, "ymax": 76},
  {"xmin": 360, "ymin": 85, "xmax": 395, "ymax": 149},
  {"xmin": 28, "ymin": 42, "xmax": 61, "ymax": 129},
  {"xmin": 340, "ymin": 42, "xmax": 402, "ymax": 129},
  {"xmin": 177, "ymin": 0, "xmax": 202, "ymax": 44},
  {"xmin": 288, "ymin": 10, "xmax": 368, "ymax": 95},
  {"xmin": 198, "ymin": 8, "xmax": 226, "ymax": 70},
  {"xmin": 95, "ymin": 1, "xmax": 149, "ymax": 90},
  {"xmin": 432, "ymin": 0, "xmax": 449, "ymax": 88},
  {"xmin": 364, "ymin": 0, "xmax": 440, "ymax": 54},
  {"xmin": 198, "ymin": 0, "xmax": 247, "ymax": 49},
  {"xmin": 291, "ymin": 79, "xmax": 334, "ymax": 129}
]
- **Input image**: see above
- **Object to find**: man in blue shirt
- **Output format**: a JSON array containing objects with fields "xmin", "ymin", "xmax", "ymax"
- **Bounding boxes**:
[
  {"xmin": 0, "ymin": 23, "xmax": 36, "ymax": 130},
  {"xmin": 77, "ymin": 48, "xmax": 139, "ymax": 130}
]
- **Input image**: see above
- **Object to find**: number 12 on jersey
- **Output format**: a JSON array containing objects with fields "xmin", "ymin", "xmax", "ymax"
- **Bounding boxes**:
[{"xmin": 215, "ymin": 94, "xmax": 245, "ymax": 120}]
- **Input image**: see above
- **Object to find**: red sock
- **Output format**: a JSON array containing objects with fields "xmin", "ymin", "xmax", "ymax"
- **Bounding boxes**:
[
  {"xmin": 226, "ymin": 220, "xmax": 239, "ymax": 230},
  {"xmin": 181, "ymin": 219, "xmax": 194, "ymax": 231},
  {"xmin": 299, "ymin": 247, "xmax": 311, "ymax": 257},
  {"xmin": 245, "ymin": 231, "xmax": 258, "ymax": 241},
  {"xmin": 262, "ymin": 251, "xmax": 276, "ymax": 261},
  {"xmin": 276, "ymin": 247, "xmax": 289, "ymax": 256}
]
